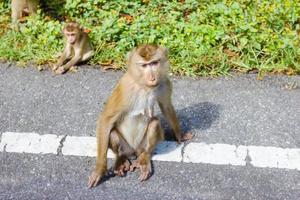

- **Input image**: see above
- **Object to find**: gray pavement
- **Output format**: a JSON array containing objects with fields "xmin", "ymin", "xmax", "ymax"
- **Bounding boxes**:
[
  {"xmin": 0, "ymin": 64, "xmax": 300, "ymax": 199},
  {"xmin": 1, "ymin": 153, "xmax": 300, "ymax": 200}
]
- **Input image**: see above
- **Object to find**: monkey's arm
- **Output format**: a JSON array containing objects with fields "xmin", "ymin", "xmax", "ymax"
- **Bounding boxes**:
[
  {"xmin": 54, "ymin": 42, "xmax": 73, "ymax": 70},
  {"xmin": 158, "ymin": 79, "xmax": 182, "ymax": 143},
  {"xmin": 52, "ymin": 51, "xmax": 68, "ymax": 72},
  {"xmin": 158, "ymin": 101, "xmax": 182, "ymax": 143},
  {"xmin": 61, "ymin": 50, "xmax": 82, "ymax": 71},
  {"xmin": 88, "ymin": 112, "xmax": 120, "ymax": 188},
  {"xmin": 55, "ymin": 51, "xmax": 67, "ymax": 67},
  {"xmin": 81, "ymin": 40, "xmax": 94, "ymax": 62},
  {"xmin": 88, "ymin": 82, "xmax": 126, "ymax": 188}
]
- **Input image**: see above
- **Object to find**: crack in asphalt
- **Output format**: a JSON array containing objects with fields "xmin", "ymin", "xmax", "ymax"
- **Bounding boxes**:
[
  {"xmin": 180, "ymin": 140, "xmax": 192, "ymax": 162},
  {"xmin": 3, "ymin": 144, "xmax": 7, "ymax": 153},
  {"xmin": 245, "ymin": 149, "xmax": 252, "ymax": 166},
  {"xmin": 57, "ymin": 135, "xmax": 67, "ymax": 156}
]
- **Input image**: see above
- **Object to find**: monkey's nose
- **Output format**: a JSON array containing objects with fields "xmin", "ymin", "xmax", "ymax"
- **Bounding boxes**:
[{"xmin": 148, "ymin": 76, "xmax": 155, "ymax": 82}]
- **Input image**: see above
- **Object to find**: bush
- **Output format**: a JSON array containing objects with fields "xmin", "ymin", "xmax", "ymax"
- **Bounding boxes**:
[{"xmin": 0, "ymin": 0, "xmax": 299, "ymax": 76}]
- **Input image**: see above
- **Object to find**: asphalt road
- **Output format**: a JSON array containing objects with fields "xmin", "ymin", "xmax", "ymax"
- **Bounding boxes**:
[{"xmin": 0, "ymin": 64, "xmax": 300, "ymax": 199}]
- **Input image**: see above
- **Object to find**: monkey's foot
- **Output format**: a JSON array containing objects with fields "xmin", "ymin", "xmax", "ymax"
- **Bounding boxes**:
[
  {"xmin": 114, "ymin": 159, "xmax": 130, "ymax": 177},
  {"xmin": 130, "ymin": 160, "xmax": 151, "ymax": 181},
  {"xmin": 181, "ymin": 132, "xmax": 194, "ymax": 142},
  {"xmin": 88, "ymin": 171, "xmax": 103, "ymax": 188},
  {"xmin": 129, "ymin": 160, "xmax": 139, "ymax": 172},
  {"xmin": 138, "ymin": 164, "xmax": 151, "ymax": 181}
]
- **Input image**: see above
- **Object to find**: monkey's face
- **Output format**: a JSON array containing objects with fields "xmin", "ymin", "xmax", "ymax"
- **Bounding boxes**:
[
  {"xmin": 137, "ymin": 59, "xmax": 162, "ymax": 87},
  {"xmin": 128, "ymin": 45, "xmax": 169, "ymax": 88},
  {"xmin": 64, "ymin": 30, "xmax": 78, "ymax": 44}
]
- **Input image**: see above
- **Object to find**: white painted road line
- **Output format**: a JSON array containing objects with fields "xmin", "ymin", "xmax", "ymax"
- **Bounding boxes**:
[
  {"xmin": 152, "ymin": 141, "xmax": 183, "ymax": 162},
  {"xmin": 62, "ymin": 136, "xmax": 182, "ymax": 161},
  {"xmin": 1, "ymin": 132, "xmax": 300, "ymax": 171},
  {"xmin": 62, "ymin": 135, "xmax": 115, "ymax": 158},
  {"xmin": 0, "ymin": 132, "xmax": 63, "ymax": 154},
  {"xmin": 183, "ymin": 143, "xmax": 247, "ymax": 166},
  {"xmin": 247, "ymin": 146, "xmax": 300, "ymax": 170}
]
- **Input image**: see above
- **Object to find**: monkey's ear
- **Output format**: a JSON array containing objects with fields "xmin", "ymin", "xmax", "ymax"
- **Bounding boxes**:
[
  {"xmin": 62, "ymin": 22, "xmax": 67, "ymax": 34},
  {"xmin": 61, "ymin": 28, "xmax": 66, "ymax": 35},
  {"xmin": 162, "ymin": 47, "xmax": 169, "ymax": 57},
  {"xmin": 126, "ymin": 51, "xmax": 131, "ymax": 60},
  {"xmin": 126, "ymin": 48, "xmax": 136, "ymax": 60},
  {"xmin": 80, "ymin": 25, "xmax": 84, "ymax": 32}
]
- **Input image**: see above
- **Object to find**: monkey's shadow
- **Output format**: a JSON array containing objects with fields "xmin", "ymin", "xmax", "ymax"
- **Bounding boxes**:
[
  {"xmin": 153, "ymin": 102, "xmax": 220, "ymax": 179},
  {"xmin": 98, "ymin": 102, "xmax": 220, "ymax": 185},
  {"xmin": 160, "ymin": 101, "xmax": 220, "ymax": 141},
  {"xmin": 149, "ymin": 102, "xmax": 220, "ymax": 175}
]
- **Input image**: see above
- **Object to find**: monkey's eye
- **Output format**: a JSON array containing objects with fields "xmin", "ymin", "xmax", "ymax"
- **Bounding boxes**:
[
  {"xmin": 141, "ymin": 64, "xmax": 147, "ymax": 68},
  {"xmin": 150, "ymin": 60, "xmax": 159, "ymax": 66}
]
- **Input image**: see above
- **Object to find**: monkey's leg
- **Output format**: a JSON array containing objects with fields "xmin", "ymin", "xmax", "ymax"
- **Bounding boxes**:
[
  {"xmin": 132, "ymin": 117, "xmax": 164, "ymax": 181},
  {"xmin": 11, "ymin": 4, "xmax": 23, "ymax": 31},
  {"xmin": 27, "ymin": 0, "xmax": 38, "ymax": 15},
  {"xmin": 109, "ymin": 129, "xmax": 133, "ymax": 177},
  {"xmin": 81, "ymin": 50, "xmax": 94, "ymax": 62},
  {"xmin": 11, "ymin": 10, "xmax": 21, "ymax": 24}
]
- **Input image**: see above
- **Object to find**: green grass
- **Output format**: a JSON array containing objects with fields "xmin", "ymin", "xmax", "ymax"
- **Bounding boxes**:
[{"xmin": 0, "ymin": 0, "xmax": 299, "ymax": 76}]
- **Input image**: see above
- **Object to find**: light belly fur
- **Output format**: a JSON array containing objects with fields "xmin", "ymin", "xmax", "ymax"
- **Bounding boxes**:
[
  {"xmin": 119, "ymin": 114, "xmax": 148, "ymax": 149},
  {"xmin": 118, "ymin": 89, "xmax": 157, "ymax": 149}
]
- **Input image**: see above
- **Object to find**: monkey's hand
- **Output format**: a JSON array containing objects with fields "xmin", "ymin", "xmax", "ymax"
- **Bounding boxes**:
[
  {"xmin": 55, "ymin": 66, "xmax": 67, "ymax": 75},
  {"xmin": 130, "ymin": 160, "xmax": 151, "ymax": 182},
  {"xmin": 88, "ymin": 170, "xmax": 105, "ymax": 188}
]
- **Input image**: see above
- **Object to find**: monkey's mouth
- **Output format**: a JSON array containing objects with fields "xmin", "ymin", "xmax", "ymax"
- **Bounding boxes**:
[{"xmin": 146, "ymin": 80, "xmax": 159, "ymax": 87}]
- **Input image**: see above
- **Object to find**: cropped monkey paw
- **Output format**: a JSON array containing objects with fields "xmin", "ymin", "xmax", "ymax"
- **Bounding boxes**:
[
  {"xmin": 114, "ymin": 159, "xmax": 130, "ymax": 177},
  {"xmin": 69, "ymin": 66, "xmax": 78, "ymax": 73},
  {"xmin": 138, "ymin": 164, "xmax": 151, "ymax": 181},
  {"xmin": 52, "ymin": 65, "xmax": 59, "ymax": 71},
  {"xmin": 181, "ymin": 132, "xmax": 194, "ymax": 142},
  {"xmin": 130, "ymin": 160, "xmax": 151, "ymax": 182},
  {"xmin": 88, "ymin": 171, "xmax": 103, "ymax": 188},
  {"xmin": 55, "ymin": 66, "xmax": 67, "ymax": 75}
]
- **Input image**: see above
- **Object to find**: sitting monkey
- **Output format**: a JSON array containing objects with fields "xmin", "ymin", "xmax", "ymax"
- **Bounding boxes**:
[
  {"xmin": 88, "ymin": 44, "xmax": 193, "ymax": 188},
  {"xmin": 53, "ymin": 22, "xmax": 94, "ymax": 74},
  {"xmin": 11, "ymin": 0, "xmax": 39, "ymax": 30}
]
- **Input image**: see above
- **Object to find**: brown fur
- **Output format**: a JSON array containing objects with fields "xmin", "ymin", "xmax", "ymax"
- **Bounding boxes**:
[
  {"xmin": 137, "ymin": 44, "xmax": 158, "ymax": 61},
  {"xmin": 64, "ymin": 21, "xmax": 81, "ymax": 33},
  {"xmin": 52, "ymin": 22, "xmax": 94, "ymax": 74},
  {"xmin": 88, "ymin": 45, "xmax": 190, "ymax": 188},
  {"xmin": 11, "ymin": 0, "xmax": 39, "ymax": 30}
]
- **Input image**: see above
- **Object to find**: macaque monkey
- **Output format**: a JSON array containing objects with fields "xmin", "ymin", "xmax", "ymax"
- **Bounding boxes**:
[
  {"xmin": 53, "ymin": 22, "xmax": 94, "ymax": 74},
  {"xmin": 11, "ymin": 0, "xmax": 39, "ymax": 30},
  {"xmin": 88, "ymin": 44, "xmax": 193, "ymax": 188}
]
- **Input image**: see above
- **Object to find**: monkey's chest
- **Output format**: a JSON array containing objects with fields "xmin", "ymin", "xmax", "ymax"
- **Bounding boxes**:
[
  {"xmin": 119, "ymin": 116, "xmax": 148, "ymax": 149},
  {"xmin": 119, "ymin": 91, "xmax": 156, "ymax": 149}
]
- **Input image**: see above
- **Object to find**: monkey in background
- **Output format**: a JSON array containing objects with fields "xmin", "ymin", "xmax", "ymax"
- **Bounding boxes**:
[
  {"xmin": 53, "ymin": 22, "xmax": 94, "ymax": 74},
  {"xmin": 11, "ymin": 0, "xmax": 39, "ymax": 30},
  {"xmin": 88, "ymin": 44, "xmax": 193, "ymax": 188}
]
